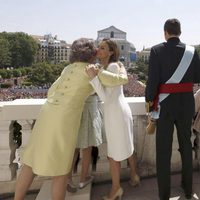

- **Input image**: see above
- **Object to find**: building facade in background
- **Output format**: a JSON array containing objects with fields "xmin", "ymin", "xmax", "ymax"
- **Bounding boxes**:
[
  {"xmin": 97, "ymin": 26, "xmax": 136, "ymax": 67},
  {"xmin": 32, "ymin": 34, "xmax": 71, "ymax": 64},
  {"xmin": 137, "ymin": 47, "xmax": 151, "ymax": 62},
  {"xmin": 32, "ymin": 27, "xmax": 139, "ymax": 66}
]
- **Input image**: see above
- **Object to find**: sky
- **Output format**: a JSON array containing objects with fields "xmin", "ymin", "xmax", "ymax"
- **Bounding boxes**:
[{"xmin": 1, "ymin": 0, "xmax": 200, "ymax": 51}]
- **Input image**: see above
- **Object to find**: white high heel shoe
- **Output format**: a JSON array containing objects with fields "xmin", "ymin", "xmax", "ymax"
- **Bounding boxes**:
[{"xmin": 102, "ymin": 187, "xmax": 124, "ymax": 200}]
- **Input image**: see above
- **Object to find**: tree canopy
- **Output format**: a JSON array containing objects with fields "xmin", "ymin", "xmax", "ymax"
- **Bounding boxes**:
[
  {"xmin": 0, "ymin": 32, "xmax": 38, "ymax": 68},
  {"xmin": 128, "ymin": 58, "xmax": 148, "ymax": 83},
  {"xmin": 27, "ymin": 62, "xmax": 67, "ymax": 86}
]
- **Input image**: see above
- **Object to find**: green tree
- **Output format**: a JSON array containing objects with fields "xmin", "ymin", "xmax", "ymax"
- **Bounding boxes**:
[
  {"xmin": 10, "ymin": 39, "xmax": 23, "ymax": 67},
  {"xmin": 128, "ymin": 58, "xmax": 148, "ymax": 82},
  {"xmin": 0, "ymin": 32, "xmax": 38, "ymax": 68},
  {"xmin": 19, "ymin": 33, "xmax": 38, "ymax": 66},
  {"xmin": 12, "ymin": 69, "xmax": 22, "ymax": 77},
  {"xmin": 0, "ymin": 69, "xmax": 8, "ymax": 79},
  {"xmin": 18, "ymin": 67, "xmax": 27, "ymax": 76},
  {"xmin": 196, "ymin": 45, "xmax": 200, "ymax": 56},
  {"xmin": 9, "ymin": 32, "xmax": 38, "ymax": 67},
  {"xmin": 28, "ymin": 62, "xmax": 54, "ymax": 86},
  {"xmin": 5, "ymin": 69, "xmax": 12, "ymax": 79},
  {"xmin": 0, "ymin": 38, "xmax": 11, "ymax": 67},
  {"xmin": 27, "ymin": 62, "xmax": 68, "ymax": 86},
  {"xmin": 24, "ymin": 67, "xmax": 32, "ymax": 75},
  {"xmin": 51, "ymin": 62, "xmax": 66, "ymax": 78}
]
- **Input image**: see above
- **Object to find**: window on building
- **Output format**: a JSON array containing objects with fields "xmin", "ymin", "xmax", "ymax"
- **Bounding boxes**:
[
  {"xmin": 110, "ymin": 31, "xmax": 114, "ymax": 38},
  {"xmin": 121, "ymin": 45, "xmax": 124, "ymax": 50}
]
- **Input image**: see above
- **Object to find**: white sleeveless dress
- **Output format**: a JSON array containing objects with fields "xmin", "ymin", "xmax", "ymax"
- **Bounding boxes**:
[{"xmin": 90, "ymin": 62, "xmax": 134, "ymax": 161}]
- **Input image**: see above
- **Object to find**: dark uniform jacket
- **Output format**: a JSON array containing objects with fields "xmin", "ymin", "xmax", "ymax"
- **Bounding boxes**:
[{"xmin": 145, "ymin": 37, "xmax": 200, "ymax": 119}]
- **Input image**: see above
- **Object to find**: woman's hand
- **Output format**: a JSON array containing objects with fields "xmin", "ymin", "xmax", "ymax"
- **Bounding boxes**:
[{"xmin": 85, "ymin": 64, "xmax": 99, "ymax": 79}]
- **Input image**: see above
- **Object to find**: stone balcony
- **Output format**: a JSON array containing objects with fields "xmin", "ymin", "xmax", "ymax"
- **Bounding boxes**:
[{"xmin": 0, "ymin": 97, "xmax": 199, "ymax": 199}]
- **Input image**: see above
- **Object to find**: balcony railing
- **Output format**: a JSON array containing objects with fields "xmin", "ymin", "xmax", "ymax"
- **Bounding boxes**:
[{"xmin": 0, "ymin": 97, "xmax": 199, "ymax": 194}]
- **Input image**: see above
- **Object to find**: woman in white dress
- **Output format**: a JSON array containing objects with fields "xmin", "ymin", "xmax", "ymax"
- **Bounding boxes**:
[{"xmin": 86, "ymin": 38, "xmax": 140, "ymax": 200}]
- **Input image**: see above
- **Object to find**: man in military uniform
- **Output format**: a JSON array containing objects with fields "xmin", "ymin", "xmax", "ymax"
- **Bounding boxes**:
[{"xmin": 145, "ymin": 18, "xmax": 200, "ymax": 200}]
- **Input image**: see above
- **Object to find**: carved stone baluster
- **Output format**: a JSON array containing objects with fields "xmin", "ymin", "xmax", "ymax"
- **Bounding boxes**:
[
  {"xmin": 14, "ymin": 120, "xmax": 35, "ymax": 177},
  {"xmin": 0, "ymin": 120, "xmax": 17, "ymax": 181}
]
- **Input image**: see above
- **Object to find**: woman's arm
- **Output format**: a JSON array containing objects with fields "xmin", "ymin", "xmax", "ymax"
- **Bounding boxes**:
[
  {"xmin": 85, "ymin": 65, "xmax": 107, "ymax": 102},
  {"xmin": 98, "ymin": 62, "xmax": 128, "ymax": 87},
  {"xmin": 85, "ymin": 62, "xmax": 128, "ymax": 87}
]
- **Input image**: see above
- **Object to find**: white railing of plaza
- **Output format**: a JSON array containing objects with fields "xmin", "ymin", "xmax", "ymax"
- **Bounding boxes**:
[{"xmin": 0, "ymin": 97, "xmax": 199, "ymax": 194}]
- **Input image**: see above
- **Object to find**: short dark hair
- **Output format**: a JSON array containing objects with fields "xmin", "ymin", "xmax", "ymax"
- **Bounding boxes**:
[
  {"xmin": 69, "ymin": 38, "xmax": 96, "ymax": 63},
  {"xmin": 102, "ymin": 38, "xmax": 120, "ymax": 63},
  {"xmin": 164, "ymin": 18, "xmax": 181, "ymax": 35}
]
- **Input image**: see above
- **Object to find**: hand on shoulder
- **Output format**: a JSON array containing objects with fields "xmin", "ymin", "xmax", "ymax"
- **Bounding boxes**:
[{"xmin": 85, "ymin": 64, "xmax": 99, "ymax": 79}]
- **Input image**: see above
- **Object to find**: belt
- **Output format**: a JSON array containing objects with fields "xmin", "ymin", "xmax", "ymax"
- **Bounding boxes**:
[
  {"xmin": 159, "ymin": 82, "xmax": 193, "ymax": 93},
  {"xmin": 153, "ymin": 82, "xmax": 193, "ymax": 111}
]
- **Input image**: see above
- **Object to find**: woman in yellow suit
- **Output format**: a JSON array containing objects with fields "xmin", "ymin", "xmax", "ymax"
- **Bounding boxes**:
[{"xmin": 14, "ymin": 38, "xmax": 128, "ymax": 200}]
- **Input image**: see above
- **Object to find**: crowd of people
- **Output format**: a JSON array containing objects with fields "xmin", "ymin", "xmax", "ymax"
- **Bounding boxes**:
[
  {"xmin": 0, "ymin": 74, "xmax": 145, "ymax": 101},
  {"xmin": 0, "ymin": 88, "xmax": 47, "ymax": 101},
  {"xmin": 124, "ymin": 73, "xmax": 145, "ymax": 97},
  {"xmin": 9, "ymin": 18, "xmax": 200, "ymax": 200}
]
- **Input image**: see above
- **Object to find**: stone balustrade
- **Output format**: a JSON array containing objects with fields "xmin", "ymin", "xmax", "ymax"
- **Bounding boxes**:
[{"xmin": 0, "ymin": 97, "xmax": 199, "ymax": 194}]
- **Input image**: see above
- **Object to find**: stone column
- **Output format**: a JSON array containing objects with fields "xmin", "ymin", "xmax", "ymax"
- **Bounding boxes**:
[
  {"xmin": 134, "ymin": 115, "xmax": 157, "ymax": 177},
  {"xmin": 15, "ymin": 120, "xmax": 35, "ymax": 177},
  {"xmin": 0, "ymin": 120, "xmax": 17, "ymax": 181}
]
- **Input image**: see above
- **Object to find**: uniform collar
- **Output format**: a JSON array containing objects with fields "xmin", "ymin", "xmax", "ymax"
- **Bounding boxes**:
[{"xmin": 167, "ymin": 37, "xmax": 180, "ymax": 44}]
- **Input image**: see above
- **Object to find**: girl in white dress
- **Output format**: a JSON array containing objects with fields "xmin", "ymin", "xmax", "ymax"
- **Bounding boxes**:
[{"xmin": 86, "ymin": 38, "xmax": 140, "ymax": 200}]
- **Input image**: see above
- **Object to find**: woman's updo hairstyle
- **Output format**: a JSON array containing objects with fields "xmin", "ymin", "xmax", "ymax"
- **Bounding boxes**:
[{"xmin": 69, "ymin": 38, "xmax": 97, "ymax": 63}]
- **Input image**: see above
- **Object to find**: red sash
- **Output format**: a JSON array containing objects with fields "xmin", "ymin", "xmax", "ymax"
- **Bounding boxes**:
[{"xmin": 153, "ymin": 82, "xmax": 193, "ymax": 110}]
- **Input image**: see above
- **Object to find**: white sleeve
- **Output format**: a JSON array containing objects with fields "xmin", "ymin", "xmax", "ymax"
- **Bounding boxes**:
[
  {"xmin": 107, "ymin": 62, "xmax": 120, "ymax": 73},
  {"xmin": 90, "ymin": 76, "xmax": 107, "ymax": 102},
  {"xmin": 98, "ymin": 62, "xmax": 128, "ymax": 87}
]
